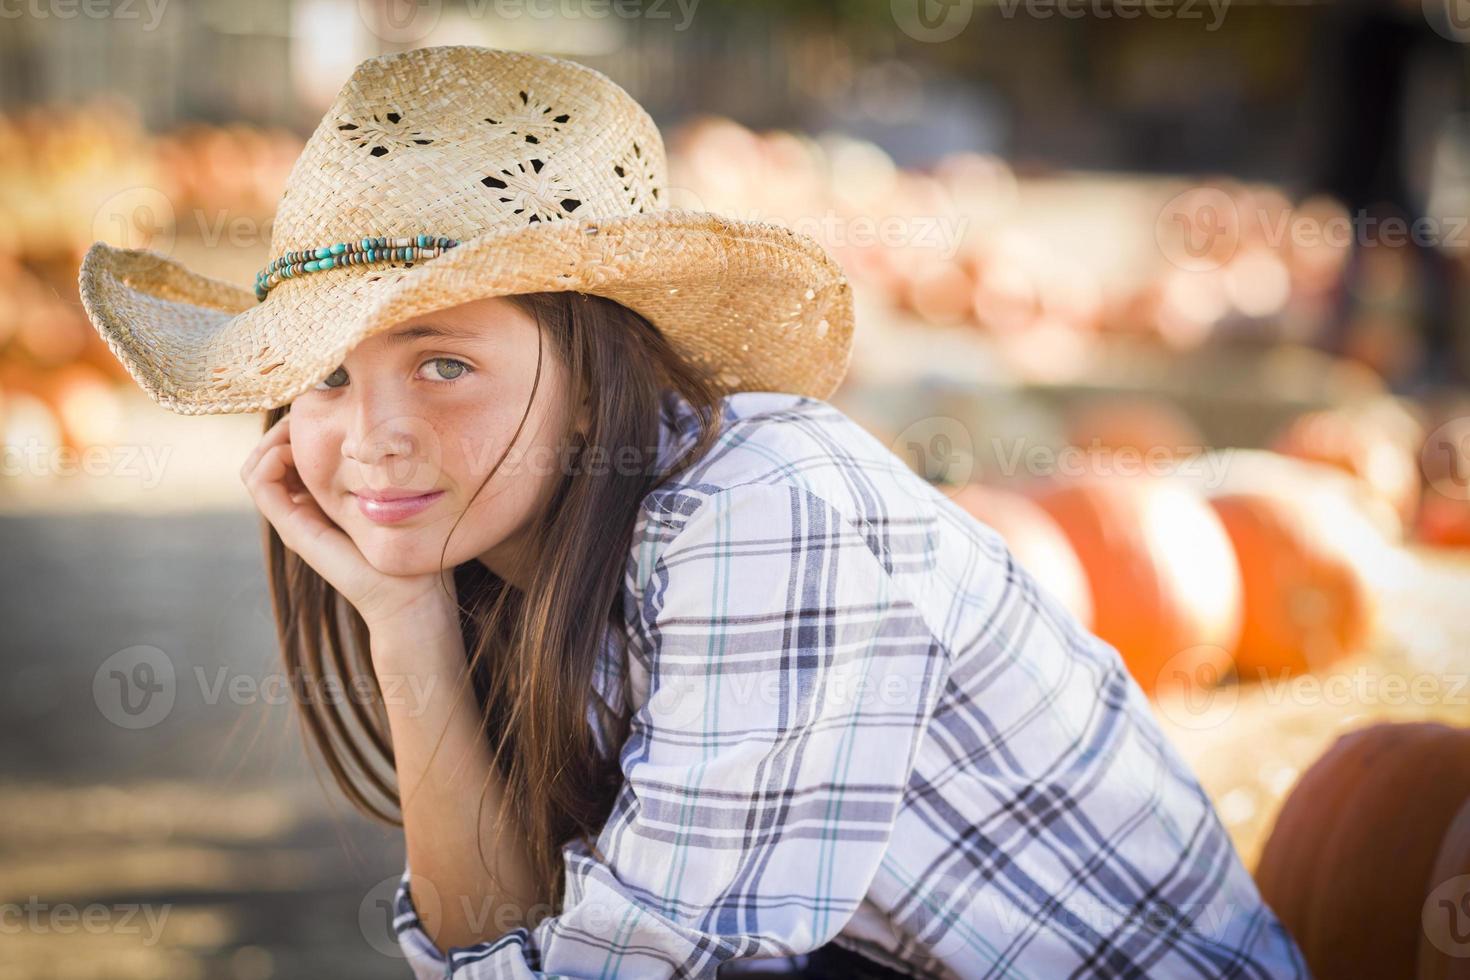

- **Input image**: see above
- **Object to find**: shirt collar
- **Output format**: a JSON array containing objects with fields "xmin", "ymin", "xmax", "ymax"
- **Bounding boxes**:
[{"xmin": 652, "ymin": 386, "xmax": 707, "ymax": 474}]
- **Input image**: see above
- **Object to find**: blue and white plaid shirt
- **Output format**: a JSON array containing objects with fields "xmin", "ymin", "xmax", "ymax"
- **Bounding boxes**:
[{"xmin": 393, "ymin": 388, "xmax": 1308, "ymax": 979}]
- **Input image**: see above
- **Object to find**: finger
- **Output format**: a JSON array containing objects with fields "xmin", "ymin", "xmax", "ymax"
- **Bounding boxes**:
[
  {"xmin": 246, "ymin": 443, "xmax": 374, "ymax": 593},
  {"xmin": 236, "ymin": 417, "xmax": 288, "ymax": 487},
  {"xmin": 239, "ymin": 414, "xmax": 292, "ymax": 483},
  {"xmin": 249, "ymin": 443, "xmax": 325, "ymax": 538}
]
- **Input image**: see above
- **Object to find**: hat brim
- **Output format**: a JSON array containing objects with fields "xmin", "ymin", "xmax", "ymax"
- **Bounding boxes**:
[{"xmin": 77, "ymin": 208, "xmax": 855, "ymax": 416}]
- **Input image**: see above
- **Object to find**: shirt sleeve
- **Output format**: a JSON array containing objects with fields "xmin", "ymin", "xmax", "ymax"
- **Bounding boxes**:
[{"xmin": 391, "ymin": 481, "xmax": 950, "ymax": 978}]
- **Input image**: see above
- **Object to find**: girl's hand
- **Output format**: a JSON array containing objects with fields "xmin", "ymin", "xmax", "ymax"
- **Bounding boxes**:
[{"xmin": 239, "ymin": 414, "xmax": 458, "ymax": 633}]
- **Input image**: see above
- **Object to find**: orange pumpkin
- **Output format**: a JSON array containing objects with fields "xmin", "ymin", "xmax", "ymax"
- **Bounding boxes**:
[
  {"xmin": 1418, "ymin": 414, "xmax": 1470, "ymax": 549},
  {"xmin": 1418, "ymin": 494, "xmax": 1470, "ymax": 549},
  {"xmin": 1064, "ymin": 396, "xmax": 1205, "ymax": 459},
  {"xmin": 1419, "ymin": 794, "xmax": 1470, "ymax": 979},
  {"xmin": 1254, "ymin": 722, "xmax": 1470, "ymax": 980},
  {"xmin": 1271, "ymin": 407, "xmax": 1420, "ymax": 530},
  {"xmin": 905, "ymin": 260, "xmax": 975, "ymax": 327},
  {"xmin": 947, "ymin": 482, "xmax": 1093, "ymax": 629},
  {"xmin": 1031, "ymin": 476, "xmax": 1241, "ymax": 697},
  {"xmin": 1209, "ymin": 491, "xmax": 1374, "ymax": 680}
]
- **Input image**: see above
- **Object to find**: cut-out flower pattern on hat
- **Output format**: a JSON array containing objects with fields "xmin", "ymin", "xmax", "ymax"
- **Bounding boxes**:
[
  {"xmin": 480, "ymin": 157, "xmax": 583, "ymax": 224},
  {"xmin": 483, "ymin": 89, "xmax": 571, "ymax": 146},
  {"xmin": 334, "ymin": 109, "xmax": 435, "ymax": 158},
  {"xmin": 612, "ymin": 139, "xmax": 661, "ymax": 213}
]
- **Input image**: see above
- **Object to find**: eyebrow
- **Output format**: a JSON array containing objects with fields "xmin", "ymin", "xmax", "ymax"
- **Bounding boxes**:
[{"xmin": 380, "ymin": 324, "xmax": 485, "ymax": 346}]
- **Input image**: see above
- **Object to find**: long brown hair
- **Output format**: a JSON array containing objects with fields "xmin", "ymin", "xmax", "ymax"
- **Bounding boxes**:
[{"xmin": 260, "ymin": 291, "xmax": 726, "ymax": 913}]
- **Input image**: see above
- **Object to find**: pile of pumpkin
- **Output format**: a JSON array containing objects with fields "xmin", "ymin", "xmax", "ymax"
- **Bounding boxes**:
[
  {"xmin": 667, "ymin": 116, "xmax": 1365, "ymax": 384},
  {"xmin": 0, "ymin": 101, "xmax": 299, "ymax": 470},
  {"xmin": 943, "ymin": 397, "xmax": 1470, "ymax": 976},
  {"xmin": 943, "ymin": 396, "xmax": 1467, "ymax": 699}
]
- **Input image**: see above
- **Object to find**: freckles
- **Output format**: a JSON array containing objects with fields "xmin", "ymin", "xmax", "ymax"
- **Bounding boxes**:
[{"xmin": 286, "ymin": 421, "xmax": 337, "ymax": 489}]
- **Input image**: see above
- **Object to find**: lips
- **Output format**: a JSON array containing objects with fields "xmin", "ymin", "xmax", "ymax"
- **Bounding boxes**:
[
  {"xmin": 354, "ymin": 488, "xmax": 437, "ymax": 502},
  {"xmin": 351, "ymin": 489, "xmax": 445, "ymax": 524}
]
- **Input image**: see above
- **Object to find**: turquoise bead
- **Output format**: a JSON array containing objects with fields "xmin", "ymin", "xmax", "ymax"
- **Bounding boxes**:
[{"xmin": 254, "ymin": 232, "xmax": 461, "ymax": 301}]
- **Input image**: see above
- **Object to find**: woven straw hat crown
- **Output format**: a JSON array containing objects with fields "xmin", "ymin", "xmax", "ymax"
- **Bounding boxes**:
[
  {"xmin": 77, "ymin": 45, "xmax": 855, "ymax": 415},
  {"xmin": 272, "ymin": 47, "xmax": 666, "ymax": 261}
]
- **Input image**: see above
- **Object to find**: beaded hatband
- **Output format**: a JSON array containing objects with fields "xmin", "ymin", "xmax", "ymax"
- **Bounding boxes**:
[{"xmin": 254, "ymin": 235, "xmax": 460, "ymax": 301}]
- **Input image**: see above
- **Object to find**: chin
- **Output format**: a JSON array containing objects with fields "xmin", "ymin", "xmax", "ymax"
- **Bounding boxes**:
[{"xmin": 351, "ymin": 530, "xmax": 447, "ymax": 578}]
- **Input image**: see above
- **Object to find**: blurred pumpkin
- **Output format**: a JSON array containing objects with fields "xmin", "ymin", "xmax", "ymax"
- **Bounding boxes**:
[
  {"xmin": 1064, "ymin": 396, "xmax": 1205, "ymax": 459},
  {"xmin": 947, "ymin": 482, "xmax": 1093, "ymax": 629},
  {"xmin": 1255, "ymin": 722, "xmax": 1470, "ymax": 980},
  {"xmin": 970, "ymin": 254, "xmax": 1039, "ymax": 335},
  {"xmin": 1419, "ymin": 794, "xmax": 1470, "ymax": 979},
  {"xmin": 1209, "ymin": 490, "xmax": 1375, "ymax": 680},
  {"xmin": 993, "ymin": 316, "xmax": 1095, "ymax": 385},
  {"xmin": 1420, "ymin": 412, "xmax": 1470, "ymax": 489},
  {"xmin": 1418, "ymin": 414, "xmax": 1470, "ymax": 549},
  {"xmin": 1031, "ymin": 475, "xmax": 1241, "ymax": 697},
  {"xmin": 1271, "ymin": 407, "xmax": 1420, "ymax": 530},
  {"xmin": 905, "ymin": 260, "xmax": 974, "ymax": 327},
  {"xmin": 1187, "ymin": 447, "xmax": 1402, "ymax": 546},
  {"xmin": 1418, "ymin": 494, "xmax": 1470, "ymax": 549},
  {"xmin": 48, "ymin": 363, "xmax": 124, "ymax": 450}
]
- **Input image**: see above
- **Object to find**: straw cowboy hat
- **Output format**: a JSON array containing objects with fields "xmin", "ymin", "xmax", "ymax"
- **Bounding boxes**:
[{"xmin": 76, "ymin": 45, "xmax": 856, "ymax": 416}]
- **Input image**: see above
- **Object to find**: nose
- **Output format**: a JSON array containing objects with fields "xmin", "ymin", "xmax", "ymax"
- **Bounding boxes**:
[
  {"xmin": 333, "ymin": 371, "xmax": 446, "ymax": 493},
  {"xmin": 338, "ymin": 385, "xmax": 437, "ymax": 488},
  {"xmin": 340, "ymin": 399, "xmax": 417, "ymax": 467}
]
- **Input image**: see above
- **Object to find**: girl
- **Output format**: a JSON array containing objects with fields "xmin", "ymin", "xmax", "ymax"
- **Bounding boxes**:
[{"xmin": 78, "ymin": 46, "xmax": 1307, "ymax": 979}]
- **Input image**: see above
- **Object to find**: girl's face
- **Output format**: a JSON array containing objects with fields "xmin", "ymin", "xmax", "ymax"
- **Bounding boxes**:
[{"xmin": 288, "ymin": 295, "xmax": 583, "ymax": 589}]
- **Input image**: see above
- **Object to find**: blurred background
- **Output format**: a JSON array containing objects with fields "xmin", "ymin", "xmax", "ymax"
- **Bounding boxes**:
[{"xmin": 4, "ymin": 0, "xmax": 1470, "ymax": 977}]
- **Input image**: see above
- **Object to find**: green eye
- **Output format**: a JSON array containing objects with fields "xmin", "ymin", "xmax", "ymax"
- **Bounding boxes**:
[
  {"xmin": 314, "ymin": 366, "xmax": 348, "ymax": 390},
  {"xmin": 423, "ymin": 357, "xmax": 471, "ymax": 382}
]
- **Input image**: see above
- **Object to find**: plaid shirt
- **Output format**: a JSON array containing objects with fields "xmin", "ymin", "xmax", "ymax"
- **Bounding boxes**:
[{"xmin": 392, "ymin": 389, "xmax": 1308, "ymax": 979}]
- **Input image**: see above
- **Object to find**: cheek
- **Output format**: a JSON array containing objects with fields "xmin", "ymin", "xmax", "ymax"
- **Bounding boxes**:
[
  {"xmin": 286, "ymin": 414, "xmax": 339, "ymax": 496},
  {"xmin": 455, "ymin": 409, "xmax": 571, "ymax": 512}
]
